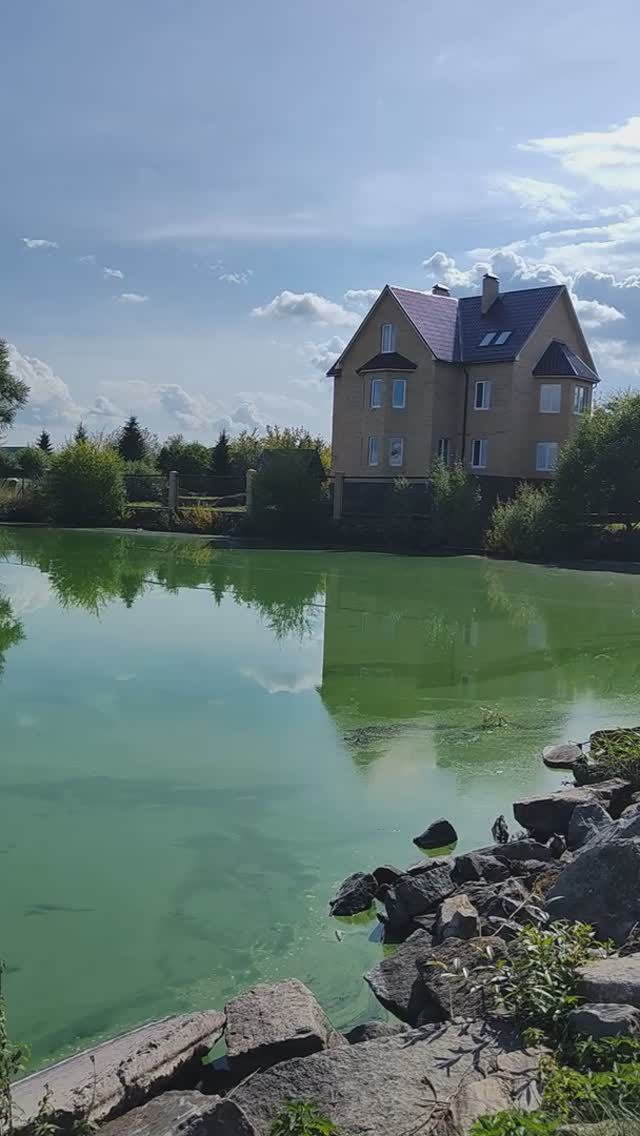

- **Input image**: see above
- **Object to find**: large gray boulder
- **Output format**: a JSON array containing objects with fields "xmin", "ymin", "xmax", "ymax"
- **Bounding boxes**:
[
  {"xmin": 363, "ymin": 930, "xmax": 433, "ymax": 1023},
  {"xmin": 415, "ymin": 936, "xmax": 507, "ymax": 1023},
  {"xmin": 384, "ymin": 861, "xmax": 455, "ymax": 930},
  {"xmin": 437, "ymin": 894, "xmax": 480, "ymax": 942},
  {"xmin": 484, "ymin": 840, "xmax": 553, "ymax": 865},
  {"xmin": 567, "ymin": 1003, "xmax": 640, "ymax": 1039},
  {"xmin": 546, "ymin": 837, "xmax": 640, "ymax": 943},
  {"xmin": 329, "ymin": 871, "xmax": 377, "ymax": 916},
  {"xmin": 452, "ymin": 853, "xmax": 510, "ymax": 885},
  {"xmin": 215, "ymin": 1020, "xmax": 543, "ymax": 1136},
  {"xmin": 543, "ymin": 743, "xmax": 582, "ymax": 770},
  {"xmin": 513, "ymin": 780, "xmax": 631, "ymax": 839},
  {"xmin": 567, "ymin": 802, "xmax": 612, "ymax": 850},
  {"xmin": 578, "ymin": 956, "xmax": 640, "ymax": 1008},
  {"xmin": 99, "ymin": 1092, "xmax": 222, "ymax": 1136},
  {"xmin": 414, "ymin": 818, "xmax": 458, "ymax": 850},
  {"xmin": 344, "ymin": 1020, "xmax": 408, "ymax": 1044},
  {"xmin": 224, "ymin": 980, "xmax": 342, "ymax": 1072},
  {"xmin": 11, "ymin": 1012, "xmax": 225, "ymax": 1132}
]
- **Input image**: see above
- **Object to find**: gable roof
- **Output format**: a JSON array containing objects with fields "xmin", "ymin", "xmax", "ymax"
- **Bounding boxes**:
[
  {"xmin": 532, "ymin": 340, "xmax": 599, "ymax": 382},
  {"xmin": 326, "ymin": 281, "xmax": 597, "ymax": 376}
]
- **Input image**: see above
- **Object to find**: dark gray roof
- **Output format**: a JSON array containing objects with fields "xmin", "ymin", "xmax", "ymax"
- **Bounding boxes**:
[
  {"xmin": 326, "ymin": 282, "xmax": 598, "ymax": 378},
  {"xmin": 356, "ymin": 351, "xmax": 417, "ymax": 374},
  {"xmin": 532, "ymin": 340, "xmax": 599, "ymax": 382}
]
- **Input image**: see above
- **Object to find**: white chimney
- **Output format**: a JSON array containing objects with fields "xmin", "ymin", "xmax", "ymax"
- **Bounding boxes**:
[
  {"xmin": 481, "ymin": 273, "xmax": 499, "ymax": 314},
  {"xmin": 432, "ymin": 283, "xmax": 450, "ymax": 297}
]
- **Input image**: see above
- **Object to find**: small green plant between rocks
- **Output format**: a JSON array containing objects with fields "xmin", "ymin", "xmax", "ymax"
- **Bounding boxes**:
[{"xmin": 268, "ymin": 1099, "xmax": 341, "ymax": 1135}]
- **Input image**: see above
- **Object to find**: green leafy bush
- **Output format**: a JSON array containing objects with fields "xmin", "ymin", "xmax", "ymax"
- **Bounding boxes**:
[
  {"xmin": 157, "ymin": 435, "xmax": 210, "ymax": 475},
  {"xmin": 268, "ymin": 1100, "xmax": 340, "ymax": 1135},
  {"xmin": 542, "ymin": 1057, "xmax": 640, "ymax": 1121},
  {"xmin": 485, "ymin": 484, "xmax": 553, "ymax": 559},
  {"xmin": 122, "ymin": 459, "xmax": 164, "ymax": 503},
  {"xmin": 250, "ymin": 449, "xmax": 328, "ymax": 536},
  {"xmin": 431, "ymin": 459, "xmax": 482, "ymax": 547},
  {"xmin": 493, "ymin": 922, "xmax": 609, "ymax": 1044},
  {"xmin": 47, "ymin": 441, "xmax": 126, "ymax": 526},
  {"xmin": 588, "ymin": 727, "xmax": 640, "ymax": 791},
  {"xmin": 16, "ymin": 446, "xmax": 49, "ymax": 479},
  {"xmin": 471, "ymin": 1111, "xmax": 558, "ymax": 1136}
]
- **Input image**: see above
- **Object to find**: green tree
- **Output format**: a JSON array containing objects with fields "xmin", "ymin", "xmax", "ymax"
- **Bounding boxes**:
[
  {"xmin": 485, "ymin": 483, "xmax": 553, "ymax": 559},
  {"xmin": 117, "ymin": 416, "xmax": 147, "ymax": 462},
  {"xmin": 210, "ymin": 429, "xmax": 231, "ymax": 476},
  {"xmin": 553, "ymin": 392, "xmax": 640, "ymax": 532},
  {"xmin": 157, "ymin": 435, "xmax": 209, "ymax": 475},
  {"xmin": 0, "ymin": 339, "xmax": 28, "ymax": 439},
  {"xmin": 46, "ymin": 440, "xmax": 126, "ymax": 525},
  {"xmin": 37, "ymin": 430, "xmax": 52, "ymax": 454},
  {"xmin": 74, "ymin": 421, "xmax": 88, "ymax": 443},
  {"xmin": 431, "ymin": 459, "xmax": 482, "ymax": 547},
  {"xmin": 229, "ymin": 429, "xmax": 263, "ymax": 475},
  {"xmin": 16, "ymin": 446, "xmax": 48, "ymax": 480}
]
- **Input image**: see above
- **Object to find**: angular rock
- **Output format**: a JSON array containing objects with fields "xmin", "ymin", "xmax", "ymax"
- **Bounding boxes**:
[
  {"xmin": 329, "ymin": 871, "xmax": 376, "ymax": 916},
  {"xmin": 463, "ymin": 878, "xmax": 530, "ymax": 923},
  {"xmin": 543, "ymin": 743, "xmax": 582, "ymax": 770},
  {"xmin": 99, "ymin": 1092, "xmax": 222, "ymax": 1136},
  {"xmin": 406, "ymin": 855, "xmax": 454, "ymax": 876},
  {"xmin": 372, "ymin": 864, "xmax": 403, "ymax": 887},
  {"xmin": 363, "ymin": 930, "xmax": 433, "ymax": 1023},
  {"xmin": 11, "ymin": 1013, "xmax": 226, "ymax": 1132},
  {"xmin": 513, "ymin": 781, "xmax": 631, "ymax": 839},
  {"xmin": 344, "ymin": 1020, "xmax": 408, "ymax": 1044},
  {"xmin": 546, "ymin": 838, "xmax": 640, "ymax": 944},
  {"xmin": 414, "ymin": 818, "xmax": 458, "ymax": 850},
  {"xmin": 578, "ymin": 956, "xmax": 640, "ymax": 1009},
  {"xmin": 588, "ymin": 779, "xmax": 633, "ymax": 818},
  {"xmin": 567, "ymin": 1002, "xmax": 640, "ymax": 1039},
  {"xmin": 621, "ymin": 802, "xmax": 640, "ymax": 820},
  {"xmin": 384, "ymin": 862, "xmax": 455, "ymax": 930},
  {"xmin": 452, "ymin": 853, "xmax": 509, "ymax": 885},
  {"xmin": 489, "ymin": 840, "xmax": 554, "ymax": 865},
  {"xmin": 437, "ymin": 894, "xmax": 479, "ymax": 942},
  {"xmin": 216, "ymin": 1020, "xmax": 542, "ymax": 1136},
  {"xmin": 507, "ymin": 859, "xmax": 557, "ymax": 884},
  {"xmin": 415, "ymin": 936, "xmax": 507, "ymax": 1023},
  {"xmin": 224, "ymin": 980, "xmax": 341, "ymax": 1072},
  {"xmin": 567, "ymin": 802, "xmax": 612, "ymax": 850}
]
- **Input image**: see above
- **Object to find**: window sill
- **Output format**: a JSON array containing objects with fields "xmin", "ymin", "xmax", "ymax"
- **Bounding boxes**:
[{"xmin": 540, "ymin": 409, "xmax": 561, "ymax": 414}]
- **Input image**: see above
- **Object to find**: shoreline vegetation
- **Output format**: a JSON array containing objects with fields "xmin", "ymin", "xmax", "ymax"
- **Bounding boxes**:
[{"xmin": 4, "ymin": 727, "xmax": 640, "ymax": 1135}]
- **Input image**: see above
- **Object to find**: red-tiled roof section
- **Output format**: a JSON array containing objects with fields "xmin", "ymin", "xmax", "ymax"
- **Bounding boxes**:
[{"xmin": 532, "ymin": 340, "xmax": 599, "ymax": 382}]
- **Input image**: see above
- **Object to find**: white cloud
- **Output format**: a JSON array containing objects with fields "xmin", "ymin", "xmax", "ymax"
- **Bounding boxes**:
[
  {"xmin": 521, "ymin": 116, "xmax": 640, "ymax": 192},
  {"xmin": 104, "ymin": 267, "xmax": 124, "ymax": 280},
  {"xmin": 21, "ymin": 237, "xmax": 58, "ymax": 250},
  {"xmin": 78, "ymin": 254, "xmax": 96, "ymax": 264},
  {"xmin": 219, "ymin": 269, "xmax": 253, "ymax": 285},
  {"xmin": 304, "ymin": 335, "xmax": 346, "ymax": 373},
  {"xmin": 87, "ymin": 395, "xmax": 122, "ymax": 419},
  {"xmin": 6, "ymin": 344, "xmax": 80, "ymax": 426},
  {"xmin": 157, "ymin": 384, "xmax": 211, "ymax": 431},
  {"xmin": 116, "ymin": 292, "xmax": 149, "ymax": 304},
  {"xmin": 251, "ymin": 290, "xmax": 359, "ymax": 328},
  {"xmin": 571, "ymin": 296, "xmax": 625, "ymax": 329},
  {"xmin": 590, "ymin": 338, "xmax": 640, "ymax": 379},
  {"xmin": 497, "ymin": 176, "xmax": 578, "ymax": 220},
  {"xmin": 422, "ymin": 248, "xmax": 568, "ymax": 294},
  {"xmin": 343, "ymin": 288, "xmax": 381, "ymax": 310}
]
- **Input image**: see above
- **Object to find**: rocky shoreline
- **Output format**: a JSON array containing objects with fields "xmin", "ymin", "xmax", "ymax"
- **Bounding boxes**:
[{"xmin": 12, "ymin": 732, "xmax": 640, "ymax": 1135}]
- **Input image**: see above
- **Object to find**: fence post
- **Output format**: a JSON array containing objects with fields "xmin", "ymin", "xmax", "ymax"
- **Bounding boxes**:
[
  {"xmin": 333, "ymin": 472, "xmax": 344, "ymax": 521},
  {"xmin": 245, "ymin": 468, "xmax": 256, "ymax": 516},
  {"xmin": 168, "ymin": 470, "xmax": 179, "ymax": 511}
]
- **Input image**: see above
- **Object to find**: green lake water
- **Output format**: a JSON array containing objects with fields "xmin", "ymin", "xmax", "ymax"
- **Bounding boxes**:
[{"xmin": 1, "ymin": 528, "xmax": 640, "ymax": 1066}]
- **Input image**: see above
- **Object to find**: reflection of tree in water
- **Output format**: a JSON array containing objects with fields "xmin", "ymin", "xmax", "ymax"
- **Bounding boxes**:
[
  {"xmin": 0, "ymin": 530, "xmax": 325, "ymax": 641},
  {"xmin": 0, "ymin": 590, "xmax": 23, "ymax": 676}
]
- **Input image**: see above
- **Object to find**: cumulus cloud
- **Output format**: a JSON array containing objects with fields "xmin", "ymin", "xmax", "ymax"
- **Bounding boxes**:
[
  {"xmin": 571, "ymin": 296, "xmax": 625, "ymax": 329},
  {"xmin": 116, "ymin": 292, "xmax": 149, "ymax": 304},
  {"xmin": 6, "ymin": 344, "xmax": 80, "ymax": 425},
  {"xmin": 304, "ymin": 335, "xmax": 346, "ymax": 373},
  {"xmin": 521, "ymin": 116, "xmax": 640, "ymax": 192},
  {"xmin": 21, "ymin": 237, "xmax": 58, "ymax": 249},
  {"xmin": 343, "ymin": 288, "xmax": 381, "ymax": 310},
  {"xmin": 251, "ymin": 290, "xmax": 359, "ymax": 328},
  {"xmin": 103, "ymin": 267, "xmax": 124, "ymax": 279},
  {"xmin": 497, "ymin": 177, "xmax": 579, "ymax": 221},
  {"xmin": 423, "ymin": 248, "xmax": 568, "ymax": 293},
  {"xmin": 87, "ymin": 395, "xmax": 122, "ymax": 419},
  {"xmin": 157, "ymin": 384, "xmax": 211, "ymax": 431}
]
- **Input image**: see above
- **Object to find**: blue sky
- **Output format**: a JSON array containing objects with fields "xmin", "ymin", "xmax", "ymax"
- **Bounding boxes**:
[{"xmin": 2, "ymin": 0, "xmax": 640, "ymax": 443}]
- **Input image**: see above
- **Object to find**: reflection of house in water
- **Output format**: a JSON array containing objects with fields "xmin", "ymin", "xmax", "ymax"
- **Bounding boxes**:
[{"xmin": 319, "ymin": 557, "xmax": 640, "ymax": 764}]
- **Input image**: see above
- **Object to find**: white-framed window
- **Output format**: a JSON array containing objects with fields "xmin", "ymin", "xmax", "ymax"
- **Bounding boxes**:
[
  {"xmin": 478, "ymin": 330, "xmax": 511, "ymax": 347},
  {"xmin": 388, "ymin": 436, "xmax": 404, "ymax": 467},
  {"xmin": 574, "ymin": 385, "xmax": 588, "ymax": 415},
  {"xmin": 392, "ymin": 378, "xmax": 406, "ymax": 408},
  {"xmin": 380, "ymin": 323, "xmax": 396, "ymax": 353},
  {"xmin": 367, "ymin": 436, "xmax": 380, "ymax": 466},
  {"xmin": 536, "ymin": 442, "xmax": 559, "ymax": 472},
  {"xmin": 540, "ymin": 384, "xmax": 561, "ymax": 413},
  {"xmin": 474, "ymin": 380, "xmax": 492, "ymax": 410},
  {"xmin": 495, "ymin": 331, "xmax": 512, "ymax": 345},
  {"xmin": 437, "ymin": 437, "xmax": 450, "ymax": 464},
  {"xmin": 471, "ymin": 438, "xmax": 488, "ymax": 469},
  {"xmin": 370, "ymin": 377, "xmax": 383, "ymax": 408},
  {"xmin": 479, "ymin": 332, "xmax": 496, "ymax": 347}
]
